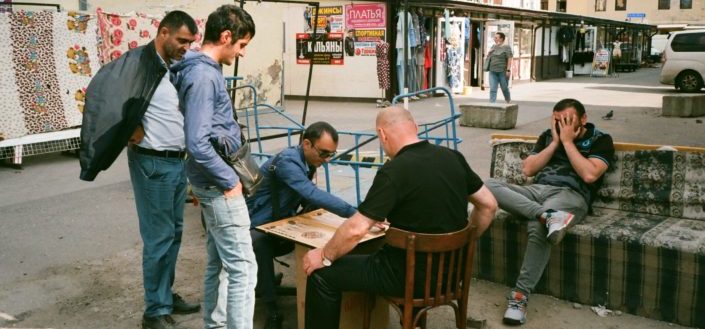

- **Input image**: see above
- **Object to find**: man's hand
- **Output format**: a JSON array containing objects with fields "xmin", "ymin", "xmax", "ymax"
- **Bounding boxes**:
[
  {"xmin": 223, "ymin": 182, "xmax": 243, "ymax": 198},
  {"xmin": 370, "ymin": 220, "xmax": 390, "ymax": 233},
  {"xmin": 303, "ymin": 248, "xmax": 325, "ymax": 276},
  {"xmin": 128, "ymin": 125, "xmax": 144, "ymax": 145},
  {"xmin": 550, "ymin": 117, "xmax": 560, "ymax": 145},
  {"xmin": 189, "ymin": 188, "xmax": 200, "ymax": 207},
  {"xmin": 558, "ymin": 113, "xmax": 582, "ymax": 143}
]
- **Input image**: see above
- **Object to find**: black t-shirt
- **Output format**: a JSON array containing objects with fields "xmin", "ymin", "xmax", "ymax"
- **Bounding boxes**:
[
  {"xmin": 532, "ymin": 122, "xmax": 614, "ymax": 204},
  {"xmin": 358, "ymin": 140, "xmax": 483, "ymax": 234},
  {"xmin": 358, "ymin": 141, "xmax": 483, "ymax": 296}
]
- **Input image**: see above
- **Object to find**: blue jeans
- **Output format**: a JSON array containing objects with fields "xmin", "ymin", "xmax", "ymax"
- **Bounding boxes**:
[
  {"xmin": 127, "ymin": 149, "xmax": 187, "ymax": 317},
  {"xmin": 488, "ymin": 71, "xmax": 510, "ymax": 103},
  {"xmin": 192, "ymin": 185, "xmax": 257, "ymax": 329}
]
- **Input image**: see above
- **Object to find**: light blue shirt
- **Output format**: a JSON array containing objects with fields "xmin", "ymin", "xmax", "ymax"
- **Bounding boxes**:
[{"xmin": 139, "ymin": 55, "xmax": 184, "ymax": 151}]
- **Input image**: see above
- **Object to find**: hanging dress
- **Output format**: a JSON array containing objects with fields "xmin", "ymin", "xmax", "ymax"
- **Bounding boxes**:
[{"xmin": 376, "ymin": 41, "xmax": 391, "ymax": 90}]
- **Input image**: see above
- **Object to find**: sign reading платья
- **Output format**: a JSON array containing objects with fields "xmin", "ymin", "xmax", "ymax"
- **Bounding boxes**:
[{"xmin": 345, "ymin": 3, "xmax": 385, "ymax": 29}]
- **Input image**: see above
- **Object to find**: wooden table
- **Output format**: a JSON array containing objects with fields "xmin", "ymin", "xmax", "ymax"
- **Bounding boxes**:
[{"xmin": 257, "ymin": 210, "xmax": 389, "ymax": 329}]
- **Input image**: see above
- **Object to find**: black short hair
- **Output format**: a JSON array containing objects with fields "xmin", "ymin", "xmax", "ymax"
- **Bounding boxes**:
[
  {"xmin": 303, "ymin": 122, "xmax": 339, "ymax": 144},
  {"xmin": 204, "ymin": 5, "xmax": 256, "ymax": 44},
  {"xmin": 553, "ymin": 98, "xmax": 586, "ymax": 117},
  {"xmin": 495, "ymin": 32, "xmax": 506, "ymax": 41},
  {"xmin": 158, "ymin": 10, "xmax": 197, "ymax": 35}
]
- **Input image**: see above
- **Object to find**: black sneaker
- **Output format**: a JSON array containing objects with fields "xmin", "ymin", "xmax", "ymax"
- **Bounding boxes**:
[
  {"xmin": 142, "ymin": 314, "xmax": 180, "ymax": 329},
  {"xmin": 264, "ymin": 313, "xmax": 284, "ymax": 329},
  {"xmin": 172, "ymin": 293, "xmax": 201, "ymax": 314}
]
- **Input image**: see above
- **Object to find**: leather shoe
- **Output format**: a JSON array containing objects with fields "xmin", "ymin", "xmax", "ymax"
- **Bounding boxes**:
[
  {"xmin": 265, "ymin": 313, "xmax": 284, "ymax": 329},
  {"xmin": 172, "ymin": 293, "xmax": 201, "ymax": 314},
  {"xmin": 142, "ymin": 314, "xmax": 181, "ymax": 329}
]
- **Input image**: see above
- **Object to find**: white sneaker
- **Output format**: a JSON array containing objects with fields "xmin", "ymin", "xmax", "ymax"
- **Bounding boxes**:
[
  {"xmin": 503, "ymin": 290, "xmax": 528, "ymax": 325},
  {"xmin": 544, "ymin": 210, "xmax": 575, "ymax": 245}
]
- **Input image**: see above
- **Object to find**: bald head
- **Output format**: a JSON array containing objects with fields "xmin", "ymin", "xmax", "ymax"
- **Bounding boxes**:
[
  {"xmin": 376, "ymin": 106, "xmax": 416, "ymax": 131},
  {"xmin": 376, "ymin": 106, "xmax": 420, "ymax": 158}
]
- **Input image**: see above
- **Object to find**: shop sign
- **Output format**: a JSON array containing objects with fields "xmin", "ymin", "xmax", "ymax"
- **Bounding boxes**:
[
  {"xmin": 347, "ymin": 29, "xmax": 385, "ymax": 56},
  {"xmin": 345, "ymin": 3, "xmax": 386, "ymax": 29},
  {"xmin": 296, "ymin": 32, "xmax": 344, "ymax": 65},
  {"xmin": 304, "ymin": 6, "xmax": 344, "ymax": 34},
  {"xmin": 591, "ymin": 48, "xmax": 611, "ymax": 76}
]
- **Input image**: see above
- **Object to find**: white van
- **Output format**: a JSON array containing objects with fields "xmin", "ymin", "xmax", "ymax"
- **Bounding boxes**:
[{"xmin": 659, "ymin": 30, "xmax": 705, "ymax": 92}]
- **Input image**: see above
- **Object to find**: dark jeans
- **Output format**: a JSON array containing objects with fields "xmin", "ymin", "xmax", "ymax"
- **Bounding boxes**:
[
  {"xmin": 251, "ymin": 229, "xmax": 294, "ymax": 308},
  {"xmin": 305, "ymin": 252, "xmax": 403, "ymax": 329}
]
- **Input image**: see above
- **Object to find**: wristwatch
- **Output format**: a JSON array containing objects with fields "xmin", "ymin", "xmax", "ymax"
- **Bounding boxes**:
[{"xmin": 322, "ymin": 251, "xmax": 332, "ymax": 267}]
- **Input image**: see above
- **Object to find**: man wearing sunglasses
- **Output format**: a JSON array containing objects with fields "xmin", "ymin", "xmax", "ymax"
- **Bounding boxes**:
[{"xmin": 245, "ymin": 121, "xmax": 356, "ymax": 329}]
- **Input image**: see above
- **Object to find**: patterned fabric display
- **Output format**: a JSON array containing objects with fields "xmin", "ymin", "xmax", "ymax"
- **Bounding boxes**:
[
  {"xmin": 96, "ymin": 8, "xmax": 206, "ymax": 66},
  {"xmin": 0, "ymin": 10, "xmax": 99, "ymax": 140}
]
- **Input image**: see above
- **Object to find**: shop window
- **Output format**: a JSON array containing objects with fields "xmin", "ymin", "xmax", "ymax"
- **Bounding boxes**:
[
  {"xmin": 658, "ymin": 0, "xmax": 670, "ymax": 10},
  {"xmin": 541, "ymin": 0, "xmax": 548, "ymax": 10},
  {"xmin": 595, "ymin": 0, "xmax": 606, "ymax": 11},
  {"xmin": 556, "ymin": 0, "xmax": 566, "ymax": 12},
  {"xmin": 519, "ymin": 28, "xmax": 532, "ymax": 55},
  {"xmin": 615, "ymin": 0, "xmax": 627, "ymax": 11},
  {"xmin": 680, "ymin": 0, "xmax": 692, "ymax": 9}
]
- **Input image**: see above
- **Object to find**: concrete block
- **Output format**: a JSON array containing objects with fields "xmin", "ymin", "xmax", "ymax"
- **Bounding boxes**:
[
  {"xmin": 662, "ymin": 94, "xmax": 705, "ymax": 117},
  {"xmin": 459, "ymin": 103, "xmax": 518, "ymax": 129}
]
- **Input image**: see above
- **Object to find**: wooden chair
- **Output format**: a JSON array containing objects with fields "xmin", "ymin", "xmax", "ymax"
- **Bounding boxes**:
[{"xmin": 365, "ymin": 223, "xmax": 478, "ymax": 329}]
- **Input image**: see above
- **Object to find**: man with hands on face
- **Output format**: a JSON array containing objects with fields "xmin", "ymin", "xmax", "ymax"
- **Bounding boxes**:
[
  {"xmin": 485, "ymin": 98, "xmax": 615, "ymax": 326},
  {"xmin": 301, "ymin": 106, "xmax": 498, "ymax": 329}
]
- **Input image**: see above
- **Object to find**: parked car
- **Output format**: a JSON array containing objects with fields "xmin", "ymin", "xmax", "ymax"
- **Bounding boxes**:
[{"xmin": 660, "ymin": 30, "xmax": 705, "ymax": 92}]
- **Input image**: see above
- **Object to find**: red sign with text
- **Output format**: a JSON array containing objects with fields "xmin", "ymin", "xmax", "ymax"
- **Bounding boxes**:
[{"xmin": 345, "ymin": 3, "xmax": 386, "ymax": 29}]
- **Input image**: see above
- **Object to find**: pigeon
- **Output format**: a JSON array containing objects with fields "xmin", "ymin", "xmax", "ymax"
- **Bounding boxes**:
[{"xmin": 602, "ymin": 110, "xmax": 614, "ymax": 120}]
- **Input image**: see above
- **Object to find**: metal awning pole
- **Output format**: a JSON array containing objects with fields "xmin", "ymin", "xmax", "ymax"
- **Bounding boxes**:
[
  {"xmin": 403, "ymin": 0, "xmax": 409, "ymax": 109},
  {"xmin": 301, "ymin": 2, "xmax": 319, "ymax": 130}
]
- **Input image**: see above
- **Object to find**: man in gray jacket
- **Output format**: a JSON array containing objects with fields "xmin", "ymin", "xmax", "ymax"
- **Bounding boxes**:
[{"xmin": 172, "ymin": 5, "xmax": 257, "ymax": 329}]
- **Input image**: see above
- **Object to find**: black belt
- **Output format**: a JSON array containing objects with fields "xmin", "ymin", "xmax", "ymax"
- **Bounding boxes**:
[{"xmin": 131, "ymin": 145, "xmax": 186, "ymax": 159}]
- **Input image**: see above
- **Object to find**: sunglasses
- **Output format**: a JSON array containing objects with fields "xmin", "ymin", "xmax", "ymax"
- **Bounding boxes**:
[{"xmin": 311, "ymin": 143, "xmax": 337, "ymax": 159}]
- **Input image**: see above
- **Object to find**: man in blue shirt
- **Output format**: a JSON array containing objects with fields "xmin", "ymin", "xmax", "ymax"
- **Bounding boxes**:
[{"xmin": 247, "ymin": 121, "xmax": 356, "ymax": 329}]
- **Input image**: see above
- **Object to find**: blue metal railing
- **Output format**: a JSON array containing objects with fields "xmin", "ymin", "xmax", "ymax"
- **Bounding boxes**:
[{"xmin": 227, "ymin": 80, "xmax": 462, "ymax": 205}]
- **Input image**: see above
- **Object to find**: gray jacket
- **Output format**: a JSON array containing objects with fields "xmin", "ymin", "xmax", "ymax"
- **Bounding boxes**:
[{"xmin": 172, "ymin": 51, "xmax": 241, "ymax": 190}]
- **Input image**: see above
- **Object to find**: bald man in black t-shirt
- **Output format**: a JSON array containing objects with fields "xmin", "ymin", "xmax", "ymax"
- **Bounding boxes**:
[{"xmin": 301, "ymin": 106, "xmax": 498, "ymax": 329}]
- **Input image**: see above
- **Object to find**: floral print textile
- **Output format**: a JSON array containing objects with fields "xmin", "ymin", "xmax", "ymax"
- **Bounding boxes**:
[{"xmin": 96, "ymin": 8, "xmax": 206, "ymax": 65}]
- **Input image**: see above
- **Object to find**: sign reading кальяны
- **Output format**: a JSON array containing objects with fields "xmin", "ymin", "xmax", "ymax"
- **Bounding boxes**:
[{"xmin": 296, "ymin": 32, "xmax": 344, "ymax": 65}]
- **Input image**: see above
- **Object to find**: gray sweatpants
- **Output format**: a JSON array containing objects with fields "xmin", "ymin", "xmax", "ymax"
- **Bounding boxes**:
[{"xmin": 485, "ymin": 178, "xmax": 587, "ymax": 295}]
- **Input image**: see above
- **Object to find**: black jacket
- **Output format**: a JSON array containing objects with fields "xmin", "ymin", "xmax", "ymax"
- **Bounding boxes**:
[{"xmin": 79, "ymin": 42, "xmax": 167, "ymax": 181}]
